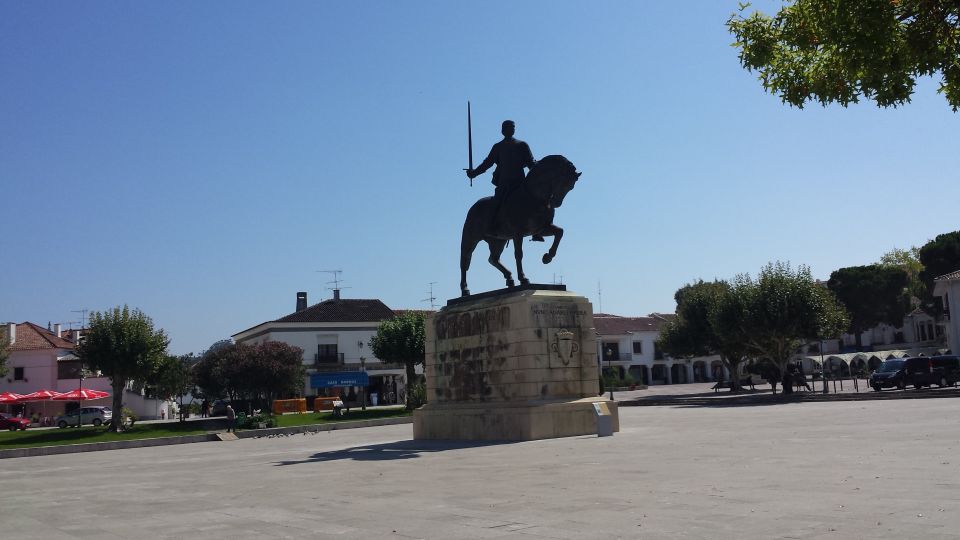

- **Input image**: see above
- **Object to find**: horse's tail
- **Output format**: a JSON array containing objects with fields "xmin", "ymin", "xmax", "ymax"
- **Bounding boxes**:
[{"xmin": 460, "ymin": 198, "xmax": 490, "ymax": 293}]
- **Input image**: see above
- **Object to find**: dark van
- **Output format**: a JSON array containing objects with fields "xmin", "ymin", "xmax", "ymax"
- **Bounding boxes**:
[
  {"xmin": 903, "ymin": 355, "xmax": 960, "ymax": 389},
  {"xmin": 870, "ymin": 359, "xmax": 907, "ymax": 391}
]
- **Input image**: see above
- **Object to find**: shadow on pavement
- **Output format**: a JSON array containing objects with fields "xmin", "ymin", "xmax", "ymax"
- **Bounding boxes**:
[{"xmin": 274, "ymin": 439, "xmax": 516, "ymax": 466}]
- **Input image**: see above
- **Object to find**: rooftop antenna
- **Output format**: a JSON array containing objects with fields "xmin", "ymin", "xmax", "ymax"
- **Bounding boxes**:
[
  {"xmin": 422, "ymin": 282, "xmax": 438, "ymax": 309},
  {"xmin": 552, "ymin": 273, "xmax": 564, "ymax": 285},
  {"xmin": 317, "ymin": 269, "xmax": 350, "ymax": 300},
  {"xmin": 597, "ymin": 282, "xmax": 602, "ymax": 314},
  {"xmin": 71, "ymin": 308, "xmax": 89, "ymax": 330}
]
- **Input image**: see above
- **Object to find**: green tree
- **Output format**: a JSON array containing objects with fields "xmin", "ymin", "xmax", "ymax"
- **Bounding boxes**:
[
  {"xmin": 252, "ymin": 341, "xmax": 306, "ymax": 409},
  {"xmin": 879, "ymin": 246, "xmax": 925, "ymax": 304},
  {"xmin": 728, "ymin": 0, "xmax": 960, "ymax": 110},
  {"xmin": 0, "ymin": 332, "xmax": 10, "ymax": 378},
  {"xmin": 151, "ymin": 355, "xmax": 194, "ymax": 422},
  {"xmin": 827, "ymin": 264, "xmax": 910, "ymax": 348},
  {"xmin": 658, "ymin": 280, "xmax": 749, "ymax": 391},
  {"xmin": 737, "ymin": 262, "xmax": 849, "ymax": 382},
  {"xmin": 193, "ymin": 342, "xmax": 304, "ymax": 412},
  {"xmin": 76, "ymin": 306, "xmax": 169, "ymax": 432},
  {"xmin": 918, "ymin": 231, "xmax": 960, "ymax": 314},
  {"xmin": 369, "ymin": 312, "xmax": 425, "ymax": 410}
]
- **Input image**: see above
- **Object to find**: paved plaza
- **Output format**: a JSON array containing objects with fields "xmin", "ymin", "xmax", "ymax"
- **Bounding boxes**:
[{"xmin": 2, "ymin": 396, "xmax": 960, "ymax": 539}]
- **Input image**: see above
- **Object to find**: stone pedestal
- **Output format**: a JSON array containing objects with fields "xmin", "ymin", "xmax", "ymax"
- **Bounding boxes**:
[{"xmin": 413, "ymin": 286, "xmax": 619, "ymax": 441}]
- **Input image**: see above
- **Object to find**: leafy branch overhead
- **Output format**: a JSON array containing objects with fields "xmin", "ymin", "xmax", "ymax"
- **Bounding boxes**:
[{"xmin": 728, "ymin": 0, "xmax": 960, "ymax": 110}]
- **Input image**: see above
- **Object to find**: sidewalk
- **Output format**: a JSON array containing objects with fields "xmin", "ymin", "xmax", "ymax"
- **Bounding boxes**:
[{"xmin": 617, "ymin": 379, "xmax": 960, "ymax": 406}]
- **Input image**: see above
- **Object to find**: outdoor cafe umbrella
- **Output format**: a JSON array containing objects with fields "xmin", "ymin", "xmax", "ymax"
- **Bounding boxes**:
[
  {"xmin": 18, "ymin": 390, "xmax": 61, "ymax": 421},
  {"xmin": 52, "ymin": 388, "xmax": 109, "ymax": 401},
  {"xmin": 52, "ymin": 388, "xmax": 110, "ymax": 427},
  {"xmin": 0, "ymin": 392, "xmax": 25, "ymax": 413}
]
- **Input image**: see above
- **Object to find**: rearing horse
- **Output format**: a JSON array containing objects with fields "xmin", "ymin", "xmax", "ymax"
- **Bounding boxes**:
[{"xmin": 460, "ymin": 155, "xmax": 581, "ymax": 296}]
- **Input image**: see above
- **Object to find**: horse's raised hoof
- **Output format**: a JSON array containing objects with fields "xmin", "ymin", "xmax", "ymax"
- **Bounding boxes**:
[
  {"xmin": 542, "ymin": 253, "xmax": 554, "ymax": 264},
  {"xmin": 506, "ymin": 279, "xmax": 516, "ymax": 288}
]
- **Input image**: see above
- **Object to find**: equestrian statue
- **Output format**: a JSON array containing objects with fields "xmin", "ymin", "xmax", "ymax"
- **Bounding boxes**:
[{"xmin": 460, "ymin": 111, "xmax": 581, "ymax": 296}]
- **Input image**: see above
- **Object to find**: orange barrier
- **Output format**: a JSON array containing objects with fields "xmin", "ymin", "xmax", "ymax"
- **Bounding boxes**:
[
  {"xmin": 272, "ymin": 398, "xmax": 307, "ymax": 415},
  {"xmin": 313, "ymin": 396, "xmax": 342, "ymax": 412}
]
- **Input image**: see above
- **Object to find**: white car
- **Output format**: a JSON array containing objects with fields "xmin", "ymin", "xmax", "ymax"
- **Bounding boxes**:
[{"xmin": 56, "ymin": 406, "xmax": 113, "ymax": 428}]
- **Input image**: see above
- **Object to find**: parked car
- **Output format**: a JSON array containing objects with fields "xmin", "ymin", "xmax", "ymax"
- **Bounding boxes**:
[
  {"xmin": 870, "ymin": 359, "xmax": 907, "ymax": 391},
  {"xmin": 907, "ymin": 355, "xmax": 960, "ymax": 389},
  {"xmin": 55, "ymin": 406, "xmax": 113, "ymax": 428},
  {"xmin": 0, "ymin": 413, "xmax": 30, "ymax": 431}
]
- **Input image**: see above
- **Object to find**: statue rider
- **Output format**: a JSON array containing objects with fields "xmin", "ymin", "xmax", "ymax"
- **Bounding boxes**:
[{"xmin": 466, "ymin": 120, "xmax": 544, "ymax": 241}]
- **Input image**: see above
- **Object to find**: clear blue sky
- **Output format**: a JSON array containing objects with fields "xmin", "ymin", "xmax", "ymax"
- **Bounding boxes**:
[{"xmin": 2, "ymin": 2, "xmax": 957, "ymax": 355}]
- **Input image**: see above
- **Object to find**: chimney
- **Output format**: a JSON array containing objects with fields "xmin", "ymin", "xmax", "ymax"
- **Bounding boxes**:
[
  {"xmin": 296, "ymin": 292, "xmax": 308, "ymax": 312},
  {"xmin": 54, "ymin": 323, "xmax": 62, "ymax": 338},
  {"xmin": 6, "ymin": 323, "xmax": 15, "ymax": 344},
  {"xmin": 333, "ymin": 289, "xmax": 341, "ymax": 301}
]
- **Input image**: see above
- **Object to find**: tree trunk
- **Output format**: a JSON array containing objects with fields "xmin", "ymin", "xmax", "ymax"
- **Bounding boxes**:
[
  {"xmin": 405, "ymin": 361, "xmax": 417, "ymax": 410},
  {"xmin": 110, "ymin": 378, "xmax": 125, "ymax": 432}
]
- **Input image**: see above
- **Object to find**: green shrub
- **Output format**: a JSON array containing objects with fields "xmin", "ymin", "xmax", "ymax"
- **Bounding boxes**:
[
  {"xmin": 238, "ymin": 411, "xmax": 275, "ymax": 429},
  {"xmin": 406, "ymin": 382, "xmax": 427, "ymax": 410}
]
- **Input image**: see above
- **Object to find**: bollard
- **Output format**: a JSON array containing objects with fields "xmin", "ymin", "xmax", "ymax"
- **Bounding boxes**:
[{"xmin": 593, "ymin": 402, "xmax": 614, "ymax": 437}]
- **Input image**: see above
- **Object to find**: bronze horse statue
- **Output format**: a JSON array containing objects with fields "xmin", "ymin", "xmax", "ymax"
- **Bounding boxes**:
[{"xmin": 460, "ymin": 155, "xmax": 581, "ymax": 296}]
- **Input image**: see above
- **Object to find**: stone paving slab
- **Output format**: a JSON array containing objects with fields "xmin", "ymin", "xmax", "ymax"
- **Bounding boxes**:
[{"xmin": 2, "ymin": 399, "xmax": 960, "ymax": 539}]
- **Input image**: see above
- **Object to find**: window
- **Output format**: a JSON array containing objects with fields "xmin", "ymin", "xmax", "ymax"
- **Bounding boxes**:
[
  {"xmin": 58, "ymin": 361, "xmax": 82, "ymax": 380},
  {"xmin": 602, "ymin": 343, "xmax": 620, "ymax": 361},
  {"xmin": 13, "ymin": 367, "xmax": 24, "ymax": 381},
  {"xmin": 316, "ymin": 344, "xmax": 340, "ymax": 364},
  {"xmin": 654, "ymin": 344, "xmax": 664, "ymax": 360},
  {"xmin": 632, "ymin": 341, "xmax": 642, "ymax": 354}
]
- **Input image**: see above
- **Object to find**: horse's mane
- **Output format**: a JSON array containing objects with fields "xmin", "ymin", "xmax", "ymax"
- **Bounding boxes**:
[{"xmin": 528, "ymin": 155, "xmax": 576, "ymax": 182}]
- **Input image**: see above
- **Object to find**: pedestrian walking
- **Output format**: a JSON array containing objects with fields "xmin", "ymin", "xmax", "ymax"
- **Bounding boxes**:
[{"xmin": 225, "ymin": 404, "xmax": 236, "ymax": 433}]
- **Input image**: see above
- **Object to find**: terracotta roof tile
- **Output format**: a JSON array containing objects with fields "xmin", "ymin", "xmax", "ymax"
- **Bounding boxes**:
[
  {"xmin": 594, "ymin": 315, "xmax": 665, "ymax": 335},
  {"xmin": 392, "ymin": 309, "xmax": 435, "ymax": 317},
  {"xmin": 6, "ymin": 322, "xmax": 76, "ymax": 352},
  {"xmin": 934, "ymin": 269, "xmax": 960, "ymax": 281},
  {"xmin": 275, "ymin": 299, "xmax": 397, "ymax": 323}
]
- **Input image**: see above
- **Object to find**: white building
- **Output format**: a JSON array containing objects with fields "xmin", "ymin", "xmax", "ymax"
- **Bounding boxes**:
[
  {"xmin": 0, "ymin": 322, "xmax": 172, "ymax": 420},
  {"xmin": 934, "ymin": 269, "xmax": 960, "ymax": 355},
  {"xmin": 594, "ymin": 313, "xmax": 726, "ymax": 385},
  {"xmin": 232, "ymin": 291, "xmax": 420, "ymax": 405}
]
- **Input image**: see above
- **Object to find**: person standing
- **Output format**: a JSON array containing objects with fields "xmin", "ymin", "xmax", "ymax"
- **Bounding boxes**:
[
  {"xmin": 225, "ymin": 404, "xmax": 236, "ymax": 433},
  {"xmin": 466, "ymin": 120, "xmax": 543, "ymax": 241}
]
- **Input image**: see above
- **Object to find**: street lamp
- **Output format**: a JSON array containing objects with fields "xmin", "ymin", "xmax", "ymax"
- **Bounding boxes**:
[
  {"xmin": 820, "ymin": 340, "xmax": 829, "ymax": 394},
  {"xmin": 360, "ymin": 356, "xmax": 367, "ymax": 411},
  {"xmin": 605, "ymin": 347, "xmax": 614, "ymax": 401}
]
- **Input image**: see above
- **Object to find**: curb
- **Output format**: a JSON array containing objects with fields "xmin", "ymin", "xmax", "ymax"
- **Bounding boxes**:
[
  {"xmin": 0, "ymin": 416, "xmax": 413, "ymax": 459},
  {"xmin": 235, "ymin": 416, "xmax": 412, "ymax": 439},
  {"xmin": 621, "ymin": 387, "xmax": 960, "ymax": 407},
  {"xmin": 0, "ymin": 433, "xmax": 220, "ymax": 459}
]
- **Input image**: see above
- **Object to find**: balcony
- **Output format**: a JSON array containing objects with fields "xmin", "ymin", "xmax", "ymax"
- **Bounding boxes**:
[{"xmin": 314, "ymin": 353, "xmax": 345, "ymax": 367}]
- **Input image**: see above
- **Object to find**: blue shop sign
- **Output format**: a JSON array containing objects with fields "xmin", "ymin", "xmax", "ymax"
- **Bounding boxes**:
[{"xmin": 310, "ymin": 371, "xmax": 369, "ymax": 388}]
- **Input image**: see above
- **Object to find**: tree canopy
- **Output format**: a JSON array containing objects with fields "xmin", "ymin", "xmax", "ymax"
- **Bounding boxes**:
[
  {"xmin": 0, "ymin": 332, "xmax": 9, "ymax": 378},
  {"xmin": 918, "ymin": 231, "xmax": 960, "ymax": 313},
  {"xmin": 369, "ymin": 312, "xmax": 426, "ymax": 409},
  {"xmin": 737, "ymin": 262, "xmax": 849, "ymax": 376},
  {"xmin": 193, "ymin": 342, "xmax": 305, "ymax": 410},
  {"xmin": 150, "ymin": 355, "xmax": 194, "ymax": 422},
  {"xmin": 76, "ymin": 306, "xmax": 170, "ymax": 432},
  {"xmin": 827, "ymin": 264, "xmax": 910, "ymax": 346},
  {"xmin": 728, "ymin": 0, "xmax": 960, "ymax": 110},
  {"xmin": 879, "ymin": 246, "xmax": 925, "ymax": 304},
  {"xmin": 659, "ymin": 280, "xmax": 750, "ymax": 391}
]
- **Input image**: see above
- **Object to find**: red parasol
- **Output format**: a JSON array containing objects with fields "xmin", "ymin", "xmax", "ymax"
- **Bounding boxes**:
[
  {"xmin": 52, "ymin": 388, "xmax": 110, "ymax": 400},
  {"xmin": 19, "ymin": 390, "xmax": 61, "ymax": 401},
  {"xmin": 0, "ymin": 392, "xmax": 25, "ymax": 403}
]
